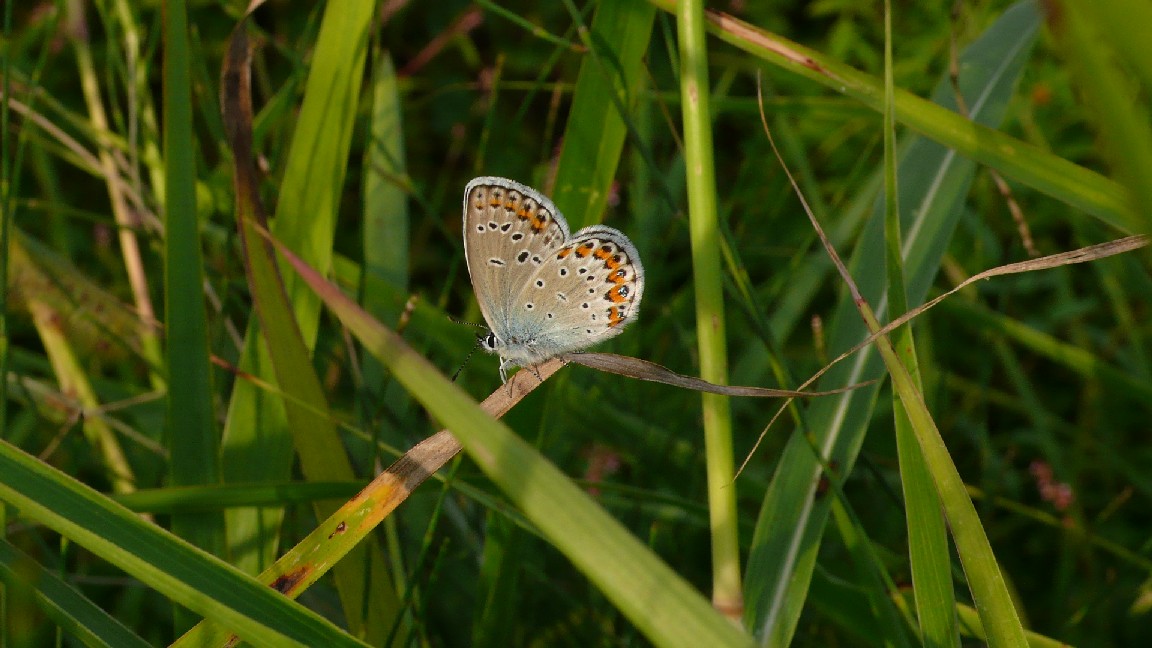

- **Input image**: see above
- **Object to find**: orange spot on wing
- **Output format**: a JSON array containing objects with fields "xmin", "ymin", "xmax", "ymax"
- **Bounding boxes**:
[
  {"xmin": 575, "ymin": 243, "xmax": 594, "ymax": 257},
  {"xmin": 607, "ymin": 307, "xmax": 625, "ymax": 326},
  {"xmin": 557, "ymin": 248, "xmax": 573, "ymax": 259},
  {"xmin": 607, "ymin": 286, "xmax": 628, "ymax": 303}
]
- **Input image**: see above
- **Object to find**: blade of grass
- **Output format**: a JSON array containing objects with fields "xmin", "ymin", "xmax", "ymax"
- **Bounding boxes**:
[
  {"xmin": 676, "ymin": 0, "xmax": 741, "ymax": 620},
  {"xmin": 8, "ymin": 233, "xmax": 139, "ymax": 493},
  {"xmin": 360, "ymin": 48, "xmax": 410, "ymax": 397},
  {"xmin": 882, "ymin": 1, "xmax": 957, "ymax": 646},
  {"xmin": 358, "ymin": 48, "xmax": 414, "ymax": 641},
  {"xmin": 552, "ymin": 0, "xmax": 655, "ymax": 229},
  {"xmin": 0, "ymin": 538, "xmax": 151, "ymax": 648},
  {"xmin": 162, "ymin": 5, "xmax": 223, "ymax": 622},
  {"xmin": 220, "ymin": 9, "xmax": 396, "ymax": 641},
  {"xmin": 174, "ymin": 368, "xmax": 561, "ymax": 648},
  {"xmin": 1054, "ymin": 2, "xmax": 1152, "ymax": 235},
  {"xmin": 760, "ymin": 41, "xmax": 1031, "ymax": 648},
  {"xmin": 743, "ymin": 4, "xmax": 1040, "ymax": 644},
  {"xmin": 215, "ymin": 0, "xmax": 368, "ymax": 591},
  {"xmin": 71, "ymin": 0, "xmax": 164, "ymax": 386},
  {"xmin": 646, "ymin": 0, "xmax": 1136, "ymax": 233},
  {"xmin": 857, "ymin": 287, "xmax": 1029, "ymax": 647},
  {"xmin": 261, "ymin": 231, "xmax": 757, "ymax": 648},
  {"xmin": 0, "ymin": 439, "xmax": 368, "ymax": 647}
]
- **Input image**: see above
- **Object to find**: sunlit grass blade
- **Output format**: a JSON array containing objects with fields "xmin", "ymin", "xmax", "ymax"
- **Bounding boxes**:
[
  {"xmin": 220, "ymin": 0, "xmax": 377, "ymax": 577},
  {"xmin": 263, "ymin": 230, "xmax": 756, "ymax": 647},
  {"xmin": 552, "ymin": 0, "xmax": 655, "ymax": 229},
  {"xmin": 743, "ymin": 4, "xmax": 1040, "ymax": 644},
  {"xmin": 647, "ymin": 0, "xmax": 1134, "ymax": 232},
  {"xmin": 219, "ymin": 8, "xmax": 397, "ymax": 640},
  {"xmin": 0, "ymin": 439, "xmax": 367, "ymax": 647},
  {"xmin": 675, "ymin": 0, "xmax": 741, "ymax": 620}
]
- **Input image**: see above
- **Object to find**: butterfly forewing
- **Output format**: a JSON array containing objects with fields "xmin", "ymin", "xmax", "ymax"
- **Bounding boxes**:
[{"xmin": 463, "ymin": 177, "xmax": 570, "ymax": 337}]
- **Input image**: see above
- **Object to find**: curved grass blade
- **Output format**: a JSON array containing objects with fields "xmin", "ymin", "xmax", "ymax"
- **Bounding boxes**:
[
  {"xmin": 0, "ymin": 440, "xmax": 367, "ymax": 647},
  {"xmin": 647, "ymin": 0, "xmax": 1134, "ymax": 232},
  {"xmin": 258, "ymin": 229, "xmax": 756, "ymax": 648},
  {"xmin": 0, "ymin": 538, "xmax": 150, "ymax": 648},
  {"xmin": 551, "ymin": 0, "xmax": 655, "ymax": 229},
  {"xmin": 220, "ymin": 7, "xmax": 399, "ymax": 640},
  {"xmin": 742, "ymin": 4, "xmax": 1041, "ymax": 644}
]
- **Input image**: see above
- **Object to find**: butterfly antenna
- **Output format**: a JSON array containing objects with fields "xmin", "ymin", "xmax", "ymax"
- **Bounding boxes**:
[
  {"xmin": 448, "ymin": 314, "xmax": 489, "ymax": 330},
  {"xmin": 451, "ymin": 335, "xmax": 484, "ymax": 382}
]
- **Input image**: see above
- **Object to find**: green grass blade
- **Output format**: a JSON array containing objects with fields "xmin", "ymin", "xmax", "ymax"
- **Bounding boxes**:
[
  {"xmin": 8, "ymin": 233, "xmax": 139, "ymax": 493},
  {"xmin": 220, "ymin": 9, "xmax": 396, "ymax": 640},
  {"xmin": 882, "ymin": 2, "xmax": 957, "ymax": 646},
  {"xmin": 271, "ymin": 235, "xmax": 756, "ymax": 648},
  {"xmin": 864, "ymin": 306, "xmax": 1029, "ymax": 646},
  {"xmin": 220, "ymin": 0, "xmax": 373, "ymax": 575},
  {"xmin": 357, "ymin": 51, "xmax": 414, "ymax": 637},
  {"xmin": 0, "ymin": 440, "xmax": 367, "ymax": 647},
  {"xmin": 552, "ymin": 0, "xmax": 655, "ymax": 229},
  {"xmin": 0, "ymin": 537, "xmax": 151, "ymax": 648},
  {"xmin": 675, "ymin": 0, "xmax": 742, "ymax": 619},
  {"xmin": 648, "ymin": 0, "xmax": 1135, "ymax": 232},
  {"xmin": 1056, "ymin": 2, "xmax": 1152, "ymax": 234},
  {"xmin": 743, "ymin": 4, "xmax": 1040, "ymax": 644},
  {"xmin": 162, "ymin": 0, "xmax": 223, "ymax": 585},
  {"xmin": 361, "ymin": 48, "xmax": 410, "ymax": 370}
]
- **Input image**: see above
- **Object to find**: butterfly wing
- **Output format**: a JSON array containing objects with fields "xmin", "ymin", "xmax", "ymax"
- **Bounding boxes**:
[
  {"xmin": 505, "ymin": 224, "xmax": 644, "ymax": 361},
  {"xmin": 463, "ymin": 177, "xmax": 645, "ymax": 370},
  {"xmin": 463, "ymin": 177, "xmax": 571, "ymax": 347}
]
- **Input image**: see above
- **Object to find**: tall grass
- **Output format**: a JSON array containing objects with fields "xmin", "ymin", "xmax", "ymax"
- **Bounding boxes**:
[{"xmin": 1, "ymin": 1, "xmax": 1150, "ymax": 646}]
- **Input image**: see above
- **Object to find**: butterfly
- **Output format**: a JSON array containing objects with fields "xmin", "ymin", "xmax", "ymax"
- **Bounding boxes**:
[{"xmin": 463, "ymin": 177, "xmax": 645, "ymax": 381}]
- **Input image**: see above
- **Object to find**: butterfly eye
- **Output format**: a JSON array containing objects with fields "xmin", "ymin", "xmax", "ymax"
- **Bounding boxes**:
[{"xmin": 480, "ymin": 332, "xmax": 499, "ymax": 351}]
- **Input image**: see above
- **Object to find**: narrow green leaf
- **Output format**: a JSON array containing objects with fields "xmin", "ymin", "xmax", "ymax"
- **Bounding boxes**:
[
  {"xmin": 218, "ymin": 0, "xmax": 371, "ymax": 579},
  {"xmin": 0, "ymin": 538, "xmax": 151, "ymax": 648},
  {"xmin": 1055, "ymin": 2, "xmax": 1152, "ymax": 235},
  {"xmin": 162, "ymin": 0, "xmax": 223, "ymax": 586},
  {"xmin": 552, "ymin": 0, "xmax": 655, "ymax": 229},
  {"xmin": 361, "ymin": 49, "xmax": 410, "ymax": 348},
  {"xmin": 743, "ymin": 4, "xmax": 1040, "ymax": 644},
  {"xmin": 882, "ymin": 1, "xmax": 957, "ymax": 646},
  {"xmin": 271, "ymin": 235, "xmax": 756, "ymax": 648},
  {"xmin": 0, "ymin": 440, "xmax": 367, "ymax": 647},
  {"xmin": 220, "ymin": 7, "xmax": 396, "ymax": 641},
  {"xmin": 647, "ymin": 0, "xmax": 1135, "ymax": 232}
]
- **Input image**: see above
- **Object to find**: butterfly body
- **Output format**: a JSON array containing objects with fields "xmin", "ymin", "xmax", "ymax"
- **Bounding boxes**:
[{"xmin": 463, "ymin": 177, "xmax": 645, "ymax": 381}]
